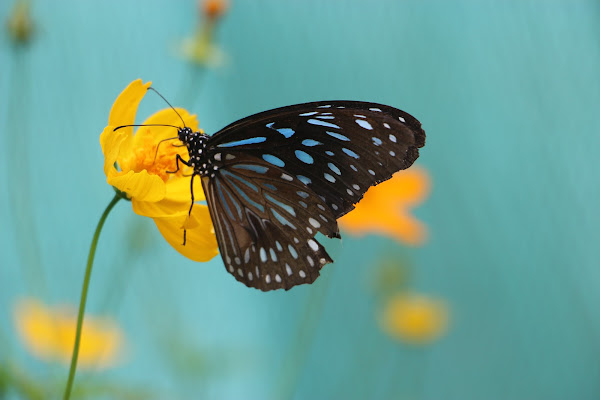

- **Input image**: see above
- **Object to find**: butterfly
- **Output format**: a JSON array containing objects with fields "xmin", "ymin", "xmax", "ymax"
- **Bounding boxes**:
[{"xmin": 127, "ymin": 95, "xmax": 425, "ymax": 291}]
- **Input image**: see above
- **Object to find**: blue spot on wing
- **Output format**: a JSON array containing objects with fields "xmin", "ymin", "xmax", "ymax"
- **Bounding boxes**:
[
  {"xmin": 307, "ymin": 119, "xmax": 341, "ymax": 129},
  {"xmin": 342, "ymin": 148, "xmax": 360, "ymax": 159},
  {"xmin": 265, "ymin": 193, "xmax": 296, "ymax": 216},
  {"xmin": 216, "ymin": 180, "xmax": 241, "ymax": 221},
  {"xmin": 262, "ymin": 154, "xmax": 285, "ymax": 167},
  {"xmin": 220, "ymin": 170, "xmax": 258, "ymax": 192},
  {"xmin": 277, "ymin": 128, "xmax": 295, "ymax": 138},
  {"xmin": 297, "ymin": 175, "xmax": 311, "ymax": 185},
  {"xmin": 295, "ymin": 150, "xmax": 314, "ymax": 164},
  {"xmin": 326, "ymin": 131, "xmax": 350, "ymax": 141},
  {"xmin": 217, "ymin": 137, "xmax": 267, "ymax": 147},
  {"xmin": 302, "ymin": 139, "xmax": 321, "ymax": 146},
  {"xmin": 271, "ymin": 209, "xmax": 296, "ymax": 229},
  {"xmin": 232, "ymin": 164, "xmax": 269, "ymax": 174},
  {"xmin": 222, "ymin": 174, "xmax": 265, "ymax": 213}
]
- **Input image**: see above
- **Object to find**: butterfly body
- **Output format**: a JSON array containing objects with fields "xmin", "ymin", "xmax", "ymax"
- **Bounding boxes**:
[{"xmin": 175, "ymin": 101, "xmax": 425, "ymax": 291}]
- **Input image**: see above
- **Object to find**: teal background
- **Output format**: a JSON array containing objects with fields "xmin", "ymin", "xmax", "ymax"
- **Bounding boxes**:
[{"xmin": 1, "ymin": 1, "xmax": 599, "ymax": 399}]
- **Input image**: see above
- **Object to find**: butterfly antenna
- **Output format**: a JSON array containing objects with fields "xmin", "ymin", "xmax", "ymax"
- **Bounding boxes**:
[
  {"xmin": 148, "ymin": 87, "xmax": 187, "ymax": 128},
  {"xmin": 113, "ymin": 124, "xmax": 181, "ymax": 132}
]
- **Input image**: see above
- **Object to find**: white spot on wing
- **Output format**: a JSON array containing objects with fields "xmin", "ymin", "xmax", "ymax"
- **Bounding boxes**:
[
  {"xmin": 324, "ymin": 173, "xmax": 336, "ymax": 183},
  {"xmin": 260, "ymin": 247, "xmax": 267, "ymax": 263},
  {"xmin": 308, "ymin": 239, "xmax": 319, "ymax": 251},
  {"xmin": 356, "ymin": 119, "xmax": 373, "ymax": 130},
  {"xmin": 299, "ymin": 270, "xmax": 306, "ymax": 278}
]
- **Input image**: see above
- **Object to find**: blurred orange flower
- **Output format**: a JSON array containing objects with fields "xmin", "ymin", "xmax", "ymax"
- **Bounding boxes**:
[
  {"xmin": 14, "ymin": 298, "xmax": 123, "ymax": 369},
  {"xmin": 379, "ymin": 292, "xmax": 449, "ymax": 345},
  {"xmin": 100, "ymin": 79, "xmax": 218, "ymax": 262},
  {"xmin": 339, "ymin": 166, "xmax": 430, "ymax": 246},
  {"xmin": 202, "ymin": 0, "xmax": 228, "ymax": 21}
]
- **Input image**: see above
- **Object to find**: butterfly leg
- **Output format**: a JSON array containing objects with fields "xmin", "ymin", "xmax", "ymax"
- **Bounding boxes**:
[
  {"xmin": 166, "ymin": 154, "xmax": 191, "ymax": 174},
  {"xmin": 182, "ymin": 172, "xmax": 198, "ymax": 246}
]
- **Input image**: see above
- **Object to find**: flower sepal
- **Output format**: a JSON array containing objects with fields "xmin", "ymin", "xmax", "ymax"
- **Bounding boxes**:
[{"xmin": 113, "ymin": 186, "xmax": 132, "ymax": 202}]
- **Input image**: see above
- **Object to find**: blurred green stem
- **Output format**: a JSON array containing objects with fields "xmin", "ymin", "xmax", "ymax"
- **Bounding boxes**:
[
  {"xmin": 273, "ymin": 271, "xmax": 333, "ymax": 400},
  {"xmin": 63, "ymin": 193, "xmax": 122, "ymax": 400}
]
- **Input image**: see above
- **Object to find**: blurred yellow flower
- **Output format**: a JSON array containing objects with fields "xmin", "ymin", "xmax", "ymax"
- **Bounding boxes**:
[
  {"xmin": 339, "ymin": 166, "xmax": 430, "ymax": 246},
  {"xmin": 14, "ymin": 299, "xmax": 123, "ymax": 369},
  {"xmin": 100, "ymin": 79, "xmax": 218, "ymax": 261},
  {"xmin": 380, "ymin": 292, "xmax": 449, "ymax": 344},
  {"xmin": 6, "ymin": 0, "xmax": 34, "ymax": 44}
]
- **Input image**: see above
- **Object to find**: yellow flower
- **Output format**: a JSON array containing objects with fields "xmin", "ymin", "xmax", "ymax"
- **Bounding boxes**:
[
  {"xmin": 14, "ymin": 299, "xmax": 123, "ymax": 369},
  {"xmin": 379, "ymin": 292, "xmax": 449, "ymax": 345},
  {"xmin": 339, "ymin": 166, "xmax": 430, "ymax": 246},
  {"xmin": 100, "ymin": 79, "xmax": 218, "ymax": 262}
]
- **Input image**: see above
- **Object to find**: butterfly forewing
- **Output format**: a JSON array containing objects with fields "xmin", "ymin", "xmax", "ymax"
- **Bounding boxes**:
[
  {"xmin": 201, "ymin": 153, "xmax": 338, "ymax": 291},
  {"xmin": 207, "ymin": 101, "xmax": 425, "ymax": 218}
]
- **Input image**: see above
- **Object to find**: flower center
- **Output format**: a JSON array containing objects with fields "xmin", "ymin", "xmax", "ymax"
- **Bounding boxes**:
[{"xmin": 129, "ymin": 133, "xmax": 189, "ymax": 182}]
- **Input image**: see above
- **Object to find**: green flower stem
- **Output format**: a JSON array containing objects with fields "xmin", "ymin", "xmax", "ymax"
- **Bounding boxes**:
[
  {"xmin": 273, "ymin": 270, "xmax": 333, "ymax": 400},
  {"xmin": 63, "ymin": 193, "xmax": 122, "ymax": 400}
]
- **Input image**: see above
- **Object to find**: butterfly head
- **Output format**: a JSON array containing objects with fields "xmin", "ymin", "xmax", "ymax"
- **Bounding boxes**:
[{"xmin": 177, "ymin": 127, "xmax": 194, "ymax": 143}]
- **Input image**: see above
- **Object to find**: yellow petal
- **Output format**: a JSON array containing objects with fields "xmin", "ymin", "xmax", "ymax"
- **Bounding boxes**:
[
  {"xmin": 153, "ymin": 204, "xmax": 218, "ymax": 262},
  {"xmin": 100, "ymin": 126, "xmax": 126, "ymax": 178},
  {"xmin": 108, "ymin": 79, "xmax": 151, "ymax": 130},
  {"xmin": 108, "ymin": 79, "xmax": 151, "ymax": 159},
  {"xmin": 108, "ymin": 169, "xmax": 166, "ymax": 202},
  {"xmin": 131, "ymin": 176, "xmax": 205, "ymax": 218},
  {"xmin": 136, "ymin": 107, "xmax": 199, "ymax": 144}
]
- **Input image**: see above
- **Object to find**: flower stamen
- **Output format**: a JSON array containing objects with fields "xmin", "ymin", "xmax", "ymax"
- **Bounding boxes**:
[{"xmin": 126, "ymin": 131, "xmax": 189, "ymax": 181}]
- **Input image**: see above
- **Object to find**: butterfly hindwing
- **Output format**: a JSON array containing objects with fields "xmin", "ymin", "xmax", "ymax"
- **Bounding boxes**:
[
  {"xmin": 201, "ymin": 153, "xmax": 338, "ymax": 291},
  {"xmin": 207, "ymin": 101, "xmax": 425, "ymax": 218}
]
